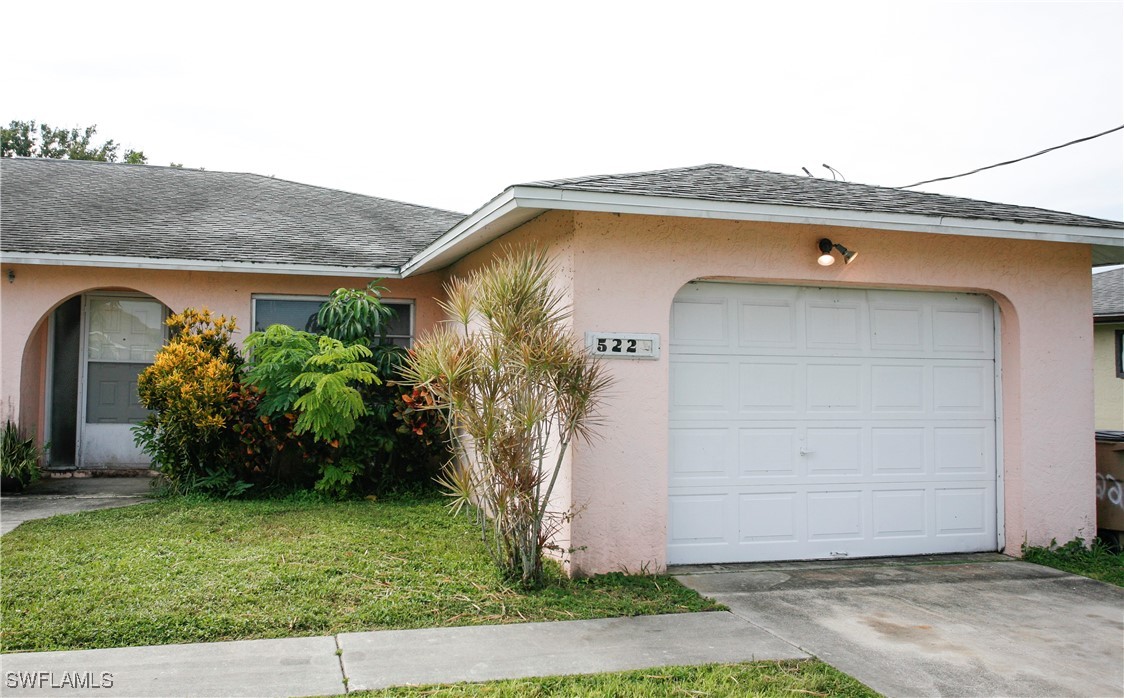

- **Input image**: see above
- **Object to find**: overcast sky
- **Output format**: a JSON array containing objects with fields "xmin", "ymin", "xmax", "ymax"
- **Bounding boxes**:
[{"xmin": 4, "ymin": 1, "xmax": 1122, "ymax": 221}]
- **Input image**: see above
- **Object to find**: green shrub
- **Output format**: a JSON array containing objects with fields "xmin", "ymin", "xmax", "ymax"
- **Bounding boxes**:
[
  {"xmin": 134, "ymin": 309, "xmax": 242, "ymax": 496},
  {"xmin": 1, "ymin": 420, "xmax": 41, "ymax": 491},
  {"xmin": 244, "ymin": 295, "xmax": 450, "ymax": 499},
  {"xmin": 402, "ymin": 248, "xmax": 611, "ymax": 587},
  {"xmin": 1022, "ymin": 537, "xmax": 1124, "ymax": 586},
  {"xmin": 316, "ymin": 280, "xmax": 396, "ymax": 347}
]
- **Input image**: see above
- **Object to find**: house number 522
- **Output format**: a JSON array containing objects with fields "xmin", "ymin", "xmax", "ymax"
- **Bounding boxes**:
[{"xmin": 585, "ymin": 332, "xmax": 660, "ymax": 360}]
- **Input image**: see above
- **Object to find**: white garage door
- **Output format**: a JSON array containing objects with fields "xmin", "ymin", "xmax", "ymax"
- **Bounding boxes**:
[{"xmin": 668, "ymin": 283, "xmax": 998, "ymax": 564}]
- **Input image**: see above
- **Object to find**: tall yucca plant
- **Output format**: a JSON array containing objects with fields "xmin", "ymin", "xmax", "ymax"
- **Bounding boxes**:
[{"xmin": 401, "ymin": 248, "xmax": 611, "ymax": 587}]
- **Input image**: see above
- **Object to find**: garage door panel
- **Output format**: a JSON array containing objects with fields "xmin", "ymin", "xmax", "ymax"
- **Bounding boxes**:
[
  {"xmin": 739, "ymin": 362, "xmax": 800, "ymax": 411},
  {"xmin": 738, "ymin": 299, "xmax": 797, "ymax": 349},
  {"xmin": 933, "ymin": 305, "xmax": 992, "ymax": 354},
  {"xmin": 670, "ymin": 358, "xmax": 733, "ymax": 412},
  {"xmin": 807, "ymin": 490, "xmax": 864, "ymax": 540},
  {"xmin": 738, "ymin": 428, "xmax": 798, "ymax": 477},
  {"xmin": 934, "ymin": 426, "xmax": 993, "ymax": 474},
  {"xmin": 935, "ymin": 486, "xmax": 992, "ymax": 535},
  {"xmin": 871, "ymin": 364, "xmax": 925, "ymax": 411},
  {"xmin": 670, "ymin": 420, "xmax": 992, "ymax": 486},
  {"xmin": 805, "ymin": 428, "xmax": 863, "ymax": 475},
  {"xmin": 806, "ymin": 363, "xmax": 864, "ymax": 412},
  {"xmin": 933, "ymin": 364, "xmax": 993, "ymax": 415},
  {"xmin": 739, "ymin": 492, "xmax": 800, "ymax": 542},
  {"xmin": 872, "ymin": 489, "xmax": 928, "ymax": 538},
  {"xmin": 871, "ymin": 427, "xmax": 926, "ymax": 473},
  {"xmin": 805, "ymin": 302, "xmax": 864, "ymax": 350},
  {"xmin": 668, "ymin": 493, "xmax": 731, "ymax": 545},
  {"xmin": 870, "ymin": 305, "xmax": 926, "ymax": 351},
  {"xmin": 669, "ymin": 427, "xmax": 732, "ymax": 483},
  {"xmin": 669, "ymin": 283, "xmax": 998, "ymax": 564},
  {"xmin": 670, "ymin": 297, "xmax": 730, "ymax": 347}
]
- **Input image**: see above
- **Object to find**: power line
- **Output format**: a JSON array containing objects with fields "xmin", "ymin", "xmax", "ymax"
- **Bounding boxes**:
[{"xmin": 898, "ymin": 124, "xmax": 1124, "ymax": 189}]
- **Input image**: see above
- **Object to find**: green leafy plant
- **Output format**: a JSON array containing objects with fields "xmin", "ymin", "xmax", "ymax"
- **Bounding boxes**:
[
  {"xmin": 1, "ymin": 420, "xmax": 41, "ymax": 491},
  {"xmin": 401, "ymin": 247, "xmax": 612, "ymax": 587},
  {"xmin": 1022, "ymin": 537, "xmax": 1124, "ymax": 587},
  {"xmin": 134, "ymin": 309, "xmax": 241, "ymax": 496},
  {"xmin": 245, "ymin": 327, "xmax": 380, "ymax": 443},
  {"xmin": 290, "ymin": 338, "xmax": 380, "ymax": 441},
  {"xmin": 316, "ymin": 280, "xmax": 396, "ymax": 347},
  {"xmin": 243, "ymin": 325, "xmax": 382, "ymax": 496},
  {"xmin": 241, "ymin": 325, "xmax": 319, "ymax": 415}
]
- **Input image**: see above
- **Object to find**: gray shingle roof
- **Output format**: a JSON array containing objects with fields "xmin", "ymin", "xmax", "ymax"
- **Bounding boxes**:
[
  {"xmin": 1094, "ymin": 268, "xmax": 1124, "ymax": 318},
  {"xmin": 1, "ymin": 158, "xmax": 465, "ymax": 269},
  {"xmin": 526, "ymin": 164, "xmax": 1124, "ymax": 230}
]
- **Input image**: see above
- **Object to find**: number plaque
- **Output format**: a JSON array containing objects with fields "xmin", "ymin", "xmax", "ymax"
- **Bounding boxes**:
[{"xmin": 585, "ymin": 332, "xmax": 660, "ymax": 360}]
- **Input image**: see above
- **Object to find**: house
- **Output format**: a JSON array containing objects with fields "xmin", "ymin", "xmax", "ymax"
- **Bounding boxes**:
[
  {"xmin": 0, "ymin": 158, "xmax": 462, "ymax": 470},
  {"xmin": 3, "ymin": 157, "xmax": 1123, "ymax": 575},
  {"xmin": 1093, "ymin": 267, "xmax": 1124, "ymax": 430}
]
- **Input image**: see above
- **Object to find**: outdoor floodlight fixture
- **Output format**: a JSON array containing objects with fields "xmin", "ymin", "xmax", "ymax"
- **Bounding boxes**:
[{"xmin": 817, "ymin": 238, "xmax": 858, "ymax": 266}]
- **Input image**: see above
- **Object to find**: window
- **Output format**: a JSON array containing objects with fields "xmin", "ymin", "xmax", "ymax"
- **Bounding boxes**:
[
  {"xmin": 252, "ymin": 295, "xmax": 414, "ymax": 347},
  {"xmin": 1116, "ymin": 329, "xmax": 1124, "ymax": 379}
]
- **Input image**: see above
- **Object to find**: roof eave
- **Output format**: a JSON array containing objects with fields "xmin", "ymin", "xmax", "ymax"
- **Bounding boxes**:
[
  {"xmin": 401, "ymin": 187, "xmax": 1124, "ymax": 275},
  {"xmin": 0, "ymin": 252, "xmax": 402, "ymax": 278}
]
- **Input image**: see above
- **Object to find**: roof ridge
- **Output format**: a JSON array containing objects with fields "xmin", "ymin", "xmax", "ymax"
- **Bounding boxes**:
[{"xmin": 524, "ymin": 163, "xmax": 725, "ymax": 187}]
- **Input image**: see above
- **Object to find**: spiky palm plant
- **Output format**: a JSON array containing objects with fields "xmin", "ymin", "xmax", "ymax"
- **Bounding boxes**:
[{"xmin": 401, "ymin": 248, "xmax": 611, "ymax": 587}]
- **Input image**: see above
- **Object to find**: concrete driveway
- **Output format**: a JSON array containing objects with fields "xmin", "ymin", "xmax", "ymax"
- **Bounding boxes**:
[
  {"xmin": 1, "ymin": 476, "xmax": 154, "ymax": 534},
  {"xmin": 675, "ymin": 554, "xmax": 1124, "ymax": 698}
]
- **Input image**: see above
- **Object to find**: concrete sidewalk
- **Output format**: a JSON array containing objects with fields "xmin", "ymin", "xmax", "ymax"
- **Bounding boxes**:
[
  {"xmin": 0, "ymin": 612, "xmax": 805, "ymax": 697},
  {"xmin": 1, "ymin": 476, "xmax": 154, "ymax": 534}
]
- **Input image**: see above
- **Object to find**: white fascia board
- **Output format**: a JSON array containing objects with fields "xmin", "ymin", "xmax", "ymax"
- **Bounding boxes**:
[
  {"xmin": 401, "ymin": 189, "xmax": 542, "ymax": 276},
  {"xmin": 0, "ymin": 252, "xmax": 402, "ymax": 278},
  {"xmin": 402, "ymin": 186, "xmax": 1124, "ymax": 275}
]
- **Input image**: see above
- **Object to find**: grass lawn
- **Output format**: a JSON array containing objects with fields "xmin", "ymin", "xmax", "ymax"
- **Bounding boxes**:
[
  {"xmin": 0, "ymin": 496, "xmax": 719, "ymax": 653},
  {"xmin": 347, "ymin": 660, "xmax": 880, "ymax": 697},
  {"xmin": 1021, "ymin": 538, "xmax": 1124, "ymax": 587}
]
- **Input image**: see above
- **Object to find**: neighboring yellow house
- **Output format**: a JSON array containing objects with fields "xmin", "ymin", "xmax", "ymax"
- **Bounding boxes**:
[{"xmin": 1094, "ymin": 267, "xmax": 1124, "ymax": 431}]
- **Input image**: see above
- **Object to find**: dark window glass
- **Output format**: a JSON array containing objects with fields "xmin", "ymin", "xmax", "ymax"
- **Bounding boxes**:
[{"xmin": 253, "ymin": 298, "xmax": 413, "ymax": 346}]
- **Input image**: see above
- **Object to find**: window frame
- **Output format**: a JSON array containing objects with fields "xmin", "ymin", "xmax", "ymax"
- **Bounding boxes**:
[
  {"xmin": 1116, "ymin": 329, "xmax": 1124, "ymax": 379},
  {"xmin": 250, "ymin": 294, "xmax": 415, "ymax": 346}
]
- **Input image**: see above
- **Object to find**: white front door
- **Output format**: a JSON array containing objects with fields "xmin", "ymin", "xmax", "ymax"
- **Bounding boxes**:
[
  {"xmin": 79, "ymin": 295, "xmax": 166, "ymax": 468},
  {"xmin": 668, "ymin": 283, "xmax": 999, "ymax": 564}
]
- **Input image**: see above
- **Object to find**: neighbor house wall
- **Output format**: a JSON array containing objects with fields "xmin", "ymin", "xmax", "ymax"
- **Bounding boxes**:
[
  {"xmin": 1094, "ymin": 323, "xmax": 1124, "ymax": 430},
  {"xmin": 0, "ymin": 263, "xmax": 446, "ymax": 449},
  {"xmin": 555, "ymin": 211, "xmax": 1094, "ymax": 575}
]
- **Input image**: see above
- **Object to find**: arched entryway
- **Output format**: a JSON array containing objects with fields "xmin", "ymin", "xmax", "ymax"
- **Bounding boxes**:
[{"xmin": 30, "ymin": 290, "xmax": 169, "ymax": 469}]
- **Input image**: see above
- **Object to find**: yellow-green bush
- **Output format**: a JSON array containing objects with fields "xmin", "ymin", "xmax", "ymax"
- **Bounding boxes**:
[{"xmin": 134, "ymin": 309, "xmax": 244, "ymax": 495}]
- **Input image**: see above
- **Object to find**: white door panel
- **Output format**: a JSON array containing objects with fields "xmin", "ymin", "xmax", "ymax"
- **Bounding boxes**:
[
  {"xmin": 669, "ymin": 283, "xmax": 998, "ymax": 564},
  {"xmin": 80, "ymin": 295, "xmax": 164, "ymax": 468}
]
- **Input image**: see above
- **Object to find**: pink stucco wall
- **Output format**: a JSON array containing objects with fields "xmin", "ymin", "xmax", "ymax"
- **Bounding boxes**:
[
  {"xmin": 552, "ymin": 211, "xmax": 1093, "ymax": 575},
  {"xmin": 0, "ymin": 264, "xmax": 446, "ymax": 445}
]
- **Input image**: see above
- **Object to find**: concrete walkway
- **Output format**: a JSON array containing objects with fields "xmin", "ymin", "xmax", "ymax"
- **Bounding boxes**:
[
  {"xmin": 0, "ymin": 612, "xmax": 803, "ymax": 697},
  {"xmin": 676, "ymin": 554, "xmax": 1124, "ymax": 698},
  {"xmin": 1, "ymin": 476, "xmax": 154, "ymax": 534}
]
